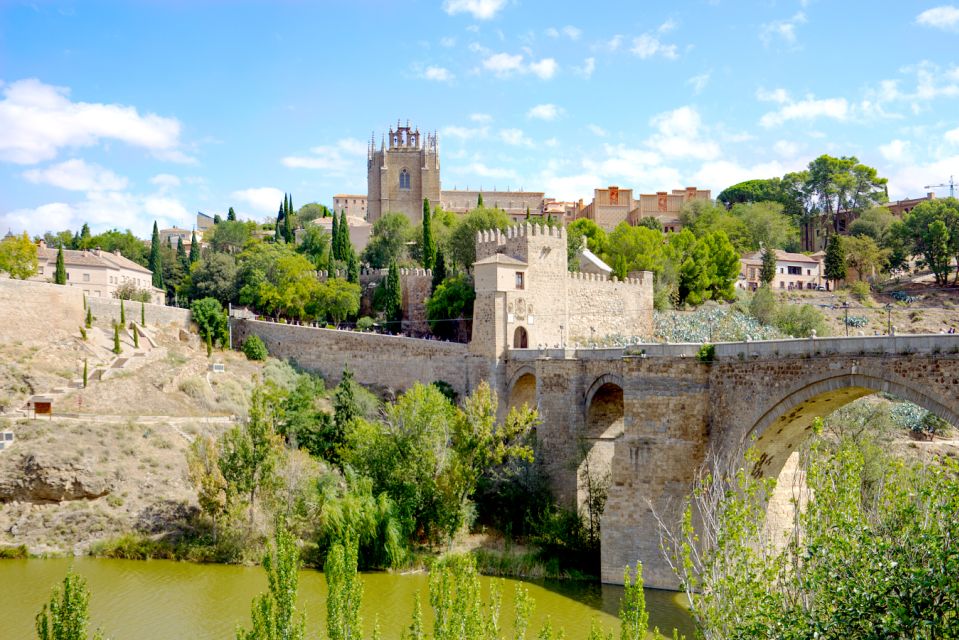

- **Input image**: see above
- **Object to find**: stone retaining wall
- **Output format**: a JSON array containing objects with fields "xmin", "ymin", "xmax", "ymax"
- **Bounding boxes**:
[{"xmin": 87, "ymin": 297, "xmax": 191, "ymax": 330}]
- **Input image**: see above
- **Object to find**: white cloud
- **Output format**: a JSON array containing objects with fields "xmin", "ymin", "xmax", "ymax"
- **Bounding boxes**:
[
  {"xmin": 482, "ymin": 53, "xmax": 557, "ymax": 79},
  {"xmin": 0, "ymin": 78, "xmax": 188, "ymax": 165},
  {"xmin": 442, "ymin": 125, "xmax": 489, "ymax": 140},
  {"xmin": 527, "ymin": 103, "xmax": 563, "ymax": 120},
  {"xmin": 631, "ymin": 33, "xmax": 678, "ymax": 60},
  {"xmin": 499, "ymin": 128, "xmax": 533, "ymax": 146},
  {"xmin": 547, "ymin": 25, "xmax": 582, "ymax": 40},
  {"xmin": 443, "ymin": 0, "xmax": 507, "ymax": 20},
  {"xmin": 282, "ymin": 138, "xmax": 367, "ymax": 171},
  {"xmin": 470, "ymin": 113, "xmax": 492, "ymax": 123},
  {"xmin": 946, "ymin": 127, "xmax": 959, "ymax": 144},
  {"xmin": 916, "ymin": 5, "xmax": 959, "ymax": 31},
  {"xmin": 604, "ymin": 34, "xmax": 624, "ymax": 51},
  {"xmin": 450, "ymin": 162, "xmax": 517, "ymax": 180},
  {"xmin": 22, "ymin": 159, "xmax": 128, "ymax": 191},
  {"xmin": 879, "ymin": 139, "xmax": 914, "ymax": 164},
  {"xmin": 884, "ymin": 154, "xmax": 959, "ymax": 200},
  {"xmin": 772, "ymin": 140, "xmax": 801, "ymax": 157},
  {"xmin": 658, "ymin": 19, "xmax": 678, "ymax": 34},
  {"xmin": 231, "ymin": 187, "xmax": 285, "ymax": 214},
  {"xmin": 423, "ymin": 66, "xmax": 455, "ymax": 82},
  {"xmin": 574, "ymin": 57, "xmax": 596, "ymax": 79},
  {"xmin": 759, "ymin": 95, "xmax": 849, "ymax": 128},
  {"xmin": 528, "ymin": 58, "xmax": 558, "ymax": 79},
  {"xmin": 687, "ymin": 72, "xmax": 710, "ymax": 94},
  {"xmin": 150, "ymin": 173, "xmax": 181, "ymax": 188},
  {"xmin": 691, "ymin": 159, "xmax": 797, "ymax": 194},
  {"xmin": 760, "ymin": 12, "xmax": 807, "ymax": 47},
  {"xmin": 440, "ymin": 36, "xmax": 457, "ymax": 47},
  {"xmin": 587, "ymin": 124, "xmax": 608, "ymax": 137},
  {"xmin": 646, "ymin": 106, "xmax": 721, "ymax": 160},
  {"xmin": 756, "ymin": 87, "xmax": 791, "ymax": 104}
]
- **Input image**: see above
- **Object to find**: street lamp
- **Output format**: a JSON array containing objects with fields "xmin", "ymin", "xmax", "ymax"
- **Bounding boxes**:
[
  {"xmin": 843, "ymin": 301, "xmax": 850, "ymax": 337},
  {"xmin": 885, "ymin": 303, "xmax": 892, "ymax": 336}
]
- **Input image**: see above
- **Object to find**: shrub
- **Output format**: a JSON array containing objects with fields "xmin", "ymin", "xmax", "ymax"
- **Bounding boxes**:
[
  {"xmin": 847, "ymin": 280, "xmax": 872, "ymax": 304},
  {"xmin": 241, "ymin": 335, "xmax": 267, "ymax": 360},
  {"xmin": 190, "ymin": 297, "xmax": 229, "ymax": 348},
  {"xmin": 749, "ymin": 286, "xmax": 777, "ymax": 325},
  {"xmin": 697, "ymin": 343, "xmax": 716, "ymax": 363},
  {"xmin": 355, "ymin": 316, "xmax": 374, "ymax": 332},
  {"xmin": 774, "ymin": 304, "xmax": 828, "ymax": 337}
]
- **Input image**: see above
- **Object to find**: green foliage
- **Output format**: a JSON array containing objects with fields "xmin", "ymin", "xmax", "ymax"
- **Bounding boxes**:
[
  {"xmin": 190, "ymin": 297, "xmax": 230, "ymax": 347},
  {"xmin": 428, "ymin": 554, "xmax": 510, "ymax": 640},
  {"xmin": 82, "ymin": 359, "xmax": 87, "ymax": 388},
  {"xmin": 843, "ymin": 234, "xmax": 889, "ymax": 283},
  {"xmin": 112, "ymin": 324, "xmax": 121, "ymax": 355},
  {"xmin": 189, "ymin": 230, "xmax": 200, "ymax": 264},
  {"xmin": 296, "ymin": 202, "xmax": 330, "ymax": 223},
  {"xmin": 717, "ymin": 177, "xmax": 798, "ymax": 215},
  {"xmin": 119, "ymin": 299, "xmax": 125, "ymax": 324},
  {"xmin": 132, "ymin": 325, "xmax": 139, "ymax": 349},
  {"xmin": 81, "ymin": 228, "xmax": 149, "ymax": 265},
  {"xmin": 730, "ymin": 201, "xmax": 799, "ymax": 252},
  {"xmin": 363, "ymin": 213, "xmax": 415, "ymax": 268},
  {"xmin": 759, "ymin": 246, "xmax": 777, "ymax": 286},
  {"xmin": 297, "ymin": 224, "xmax": 331, "ymax": 268},
  {"xmin": 773, "ymin": 303, "xmax": 828, "ymax": 337},
  {"xmin": 236, "ymin": 523, "xmax": 306, "ymax": 640},
  {"xmin": 85, "ymin": 308, "xmax": 92, "ymax": 329},
  {"xmin": 35, "ymin": 571, "xmax": 104, "ymax": 640},
  {"xmin": 824, "ymin": 234, "xmax": 847, "ymax": 283},
  {"xmin": 149, "ymin": 221, "xmax": 164, "ymax": 290},
  {"xmin": 209, "ymin": 220, "xmax": 252, "ymax": 255},
  {"xmin": 749, "ymin": 286, "xmax": 777, "ymax": 325},
  {"xmin": 696, "ymin": 343, "xmax": 715, "ymax": 363},
  {"xmin": 0, "ymin": 231, "xmax": 39, "ymax": 279},
  {"xmin": 847, "ymin": 279, "xmax": 872, "ymax": 303},
  {"xmin": 901, "ymin": 198, "xmax": 959, "ymax": 286},
  {"xmin": 384, "ymin": 260, "xmax": 403, "ymax": 329},
  {"xmin": 326, "ymin": 534, "xmax": 363, "ymax": 640},
  {"xmin": 346, "ymin": 250, "xmax": 359, "ymax": 284},
  {"xmin": 448, "ymin": 207, "xmax": 511, "ymax": 271},
  {"xmin": 431, "ymin": 250, "xmax": 447, "ymax": 291},
  {"xmin": 190, "ymin": 253, "xmax": 239, "ymax": 303},
  {"xmin": 54, "ymin": 244, "xmax": 67, "ymax": 284},
  {"xmin": 242, "ymin": 335, "xmax": 268, "ymax": 360},
  {"xmin": 426, "ymin": 275, "xmax": 475, "ymax": 339},
  {"xmin": 140, "ymin": 301, "xmax": 145, "ymax": 325},
  {"xmin": 619, "ymin": 563, "xmax": 648, "ymax": 640},
  {"xmin": 422, "ymin": 198, "xmax": 437, "ymax": 270},
  {"xmin": 314, "ymin": 278, "xmax": 361, "ymax": 325}
]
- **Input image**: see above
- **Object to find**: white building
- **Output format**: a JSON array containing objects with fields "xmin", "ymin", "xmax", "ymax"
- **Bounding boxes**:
[
  {"xmin": 33, "ymin": 241, "xmax": 165, "ymax": 304},
  {"xmin": 739, "ymin": 249, "xmax": 823, "ymax": 291}
]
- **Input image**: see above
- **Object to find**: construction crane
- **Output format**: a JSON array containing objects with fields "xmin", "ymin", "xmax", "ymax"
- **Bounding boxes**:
[{"xmin": 924, "ymin": 175, "xmax": 956, "ymax": 198}]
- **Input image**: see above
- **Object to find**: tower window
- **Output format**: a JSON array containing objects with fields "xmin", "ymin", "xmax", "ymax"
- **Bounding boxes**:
[{"xmin": 399, "ymin": 168, "xmax": 411, "ymax": 190}]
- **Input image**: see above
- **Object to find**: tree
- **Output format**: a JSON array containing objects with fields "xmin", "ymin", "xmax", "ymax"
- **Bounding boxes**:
[
  {"xmin": 426, "ymin": 275, "xmax": 475, "ymax": 340},
  {"xmin": 346, "ymin": 250, "xmax": 359, "ymax": 284},
  {"xmin": 760, "ymin": 246, "xmax": 777, "ymax": 286},
  {"xmin": 242, "ymin": 335, "xmax": 268, "ymax": 361},
  {"xmin": 619, "ymin": 564, "xmax": 648, "ymax": 640},
  {"xmin": 176, "ymin": 236, "xmax": 188, "ymax": 271},
  {"xmin": 112, "ymin": 324, "xmax": 121, "ymax": 354},
  {"xmin": 209, "ymin": 220, "xmax": 251, "ymax": 255},
  {"xmin": 149, "ymin": 221, "xmax": 164, "ymax": 290},
  {"xmin": 275, "ymin": 201, "xmax": 285, "ymax": 243},
  {"xmin": 362, "ymin": 213, "xmax": 414, "ymax": 268},
  {"xmin": 120, "ymin": 298, "xmax": 126, "ymax": 324},
  {"xmin": 447, "ymin": 207, "xmax": 511, "ymax": 271},
  {"xmin": 0, "ymin": 231, "xmax": 38, "ymax": 279},
  {"xmin": 296, "ymin": 202, "xmax": 330, "ymax": 223},
  {"xmin": 187, "ymin": 435, "xmax": 228, "ymax": 538},
  {"xmin": 218, "ymin": 385, "xmax": 283, "ymax": 526},
  {"xmin": 85, "ymin": 307, "xmax": 92, "ymax": 329},
  {"xmin": 326, "ymin": 534, "xmax": 363, "ymax": 640},
  {"xmin": 603, "ymin": 223, "xmax": 666, "ymax": 277},
  {"xmin": 901, "ymin": 198, "xmax": 959, "ymax": 285},
  {"xmin": 82, "ymin": 359, "xmax": 87, "ymax": 388},
  {"xmin": 731, "ymin": 201, "xmax": 798, "ymax": 251},
  {"xmin": 189, "ymin": 230, "xmax": 200, "ymax": 264},
  {"xmin": 314, "ymin": 278, "xmax": 361, "ymax": 325},
  {"xmin": 227, "ymin": 207, "xmax": 237, "ymax": 222},
  {"xmin": 189, "ymin": 253, "xmax": 238, "ymax": 303},
  {"xmin": 477, "ymin": 193, "xmax": 484, "ymax": 207},
  {"xmin": 283, "ymin": 207, "xmax": 294, "ymax": 245},
  {"xmin": 801, "ymin": 155, "xmax": 888, "ymax": 249},
  {"xmin": 843, "ymin": 235, "xmax": 889, "ymax": 282},
  {"xmin": 190, "ymin": 297, "xmax": 229, "ymax": 347},
  {"xmin": 431, "ymin": 250, "xmax": 447, "ymax": 291},
  {"xmin": 236, "ymin": 523, "xmax": 306, "ymax": 640},
  {"xmin": 331, "ymin": 214, "xmax": 341, "ymax": 260},
  {"xmin": 35, "ymin": 571, "xmax": 105, "ymax": 640},
  {"xmin": 422, "ymin": 198, "xmax": 436, "ymax": 270},
  {"xmin": 703, "ymin": 231, "xmax": 739, "ymax": 301},
  {"xmin": 54, "ymin": 244, "xmax": 67, "ymax": 284},
  {"xmin": 297, "ymin": 224, "xmax": 331, "ymax": 268},
  {"xmin": 824, "ymin": 234, "xmax": 847, "ymax": 286},
  {"xmin": 384, "ymin": 259, "xmax": 403, "ymax": 330}
]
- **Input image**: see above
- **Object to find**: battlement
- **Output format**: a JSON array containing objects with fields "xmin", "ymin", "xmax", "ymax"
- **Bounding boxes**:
[
  {"xmin": 475, "ymin": 223, "xmax": 566, "ymax": 247},
  {"xmin": 567, "ymin": 270, "xmax": 651, "ymax": 287}
]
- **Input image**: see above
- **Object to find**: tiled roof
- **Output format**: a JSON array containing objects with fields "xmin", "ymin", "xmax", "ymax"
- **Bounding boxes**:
[
  {"xmin": 473, "ymin": 253, "xmax": 528, "ymax": 267},
  {"xmin": 38, "ymin": 247, "xmax": 151, "ymax": 273}
]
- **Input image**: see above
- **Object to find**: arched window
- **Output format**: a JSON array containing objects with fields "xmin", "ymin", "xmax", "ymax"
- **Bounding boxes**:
[
  {"xmin": 399, "ymin": 168, "xmax": 411, "ymax": 190},
  {"xmin": 513, "ymin": 326, "xmax": 529, "ymax": 349}
]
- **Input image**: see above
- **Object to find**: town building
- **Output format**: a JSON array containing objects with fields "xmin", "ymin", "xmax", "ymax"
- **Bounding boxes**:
[
  {"xmin": 196, "ymin": 211, "xmax": 215, "ymax": 231},
  {"xmin": 440, "ymin": 189, "xmax": 546, "ymax": 221},
  {"xmin": 32, "ymin": 241, "xmax": 165, "ymax": 304},
  {"xmin": 801, "ymin": 192, "xmax": 936, "ymax": 251},
  {"xmin": 295, "ymin": 215, "xmax": 373, "ymax": 253},
  {"xmin": 578, "ymin": 185, "xmax": 711, "ymax": 232},
  {"xmin": 158, "ymin": 227, "xmax": 194, "ymax": 249},
  {"xmin": 739, "ymin": 249, "xmax": 823, "ymax": 291},
  {"xmin": 332, "ymin": 194, "xmax": 368, "ymax": 220}
]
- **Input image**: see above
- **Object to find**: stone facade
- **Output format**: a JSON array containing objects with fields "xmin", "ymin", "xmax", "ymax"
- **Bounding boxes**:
[
  {"xmin": 367, "ymin": 122, "xmax": 440, "ymax": 224},
  {"xmin": 440, "ymin": 190, "xmax": 546, "ymax": 221},
  {"xmin": 332, "ymin": 194, "xmax": 368, "ymax": 220},
  {"xmin": 86, "ymin": 297, "xmax": 191, "ymax": 331}
]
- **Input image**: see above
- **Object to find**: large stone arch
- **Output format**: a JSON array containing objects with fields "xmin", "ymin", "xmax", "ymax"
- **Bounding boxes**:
[
  {"xmin": 743, "ymin": 372, "xmax": 959, "ymax": 480},
  {"xmin": 507, "ymin": 366, "xmax": 537, "ymax": 412},
  {"xmin": 579, "ymin": 376, "xmax": 625, "ymax": 516}
]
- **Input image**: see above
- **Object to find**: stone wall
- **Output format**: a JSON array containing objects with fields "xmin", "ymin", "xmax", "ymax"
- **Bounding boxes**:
[
  {"xmin": 0, "ymin": 278, "xmax": 84, "ymax": 342},
  {"xmin": 565, "ymin": 272, "xmax": 653, "ymax": 344},
  {"xmin": 231, "ymin": 318, "xmax": 488, "ymax": 396},
  {"xmin": 87, "ymin": 297, "xmax": 191, "ymax": 330}
]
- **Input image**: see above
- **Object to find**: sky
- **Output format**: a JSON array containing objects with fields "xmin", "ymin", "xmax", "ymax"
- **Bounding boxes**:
[{"xmin": 2, "ymin": 0, "xmax": 959, "ymax": 238}]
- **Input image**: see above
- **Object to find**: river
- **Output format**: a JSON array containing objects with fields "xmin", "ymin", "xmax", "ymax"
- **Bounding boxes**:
[{"xmin": 0, "ymin": 558, "xmax": 693, "ymax": 639}]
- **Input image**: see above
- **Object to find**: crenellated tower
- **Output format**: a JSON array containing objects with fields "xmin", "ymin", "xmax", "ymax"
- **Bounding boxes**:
[{"xmin": 367, "ymin": 120, "xmax": 440, "ymax": 223}]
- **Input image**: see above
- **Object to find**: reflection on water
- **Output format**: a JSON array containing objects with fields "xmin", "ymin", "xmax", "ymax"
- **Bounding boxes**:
[{"xmin": 0, "ymin": 558, "xmax": 693, "ymax": 639}]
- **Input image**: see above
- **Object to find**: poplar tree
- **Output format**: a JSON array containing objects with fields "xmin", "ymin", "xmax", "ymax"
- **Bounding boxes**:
[
  {"xmin": 331, "ymin": 214, "xmax": 341, "ymax": 259},
  {"xmin": 35, "ymin": 571, "xmax": 105, "ymax": 640},
  {"xmin": 189, "ymin": 230, "xmax": 200, "ymax": 264},
  {"xmin": 176, "ymin": 236, "xmax": 188, "ymax": 271},
  {"xmin": 54, "ymin": 244, "xmax": 67, "ymax": 285},
  {"xmin": 227, "ymin": 207, "xmax": 236, "ymax": 221},
  {"xmin": 149, "ymin": 221, "xmax": 163, "ymax": 289},
  {"xmin": 326, "ymin": 534, "xmax": 362, "ymax": 640},
  {"xmin": 236, "ymin": 523, "xmax": 306, "ymax": 640},
  {"xmin": 384, "ymin": 259, "xmax": 402, "ymax": 330},
  {"xmin": 422, "ymin": 198, "xmax": 436, "ymax": 270}
]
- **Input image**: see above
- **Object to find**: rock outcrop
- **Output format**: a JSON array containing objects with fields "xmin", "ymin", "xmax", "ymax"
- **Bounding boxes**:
[{"xmin": 0, "ymin": 453, "xmax": 112, "ymax": 503}]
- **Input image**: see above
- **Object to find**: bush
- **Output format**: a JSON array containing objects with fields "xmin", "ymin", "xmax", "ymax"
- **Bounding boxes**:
[
  {"xmin": 749, "ymin": 286, "xmax": 777, "ymax": 325},
  {"xmin": 241, "ymin": 335, "xmax": 267, "ymax": 360},
  {"xmin": 697, "ymin": 343, "xmax": 716, "ymax": 362},
  {"xmin": 847, "ymin": 280, "xmax": 872, "ymax": 304},
  {"xmin": 774, "ymin": 304, "xmax": 828, "ymax": 337},
  {"xmin": 190, "ymin": 297, "xmax": 229, "ymax": 348},
  {"xmin": 355, "ymin": 316, "xmax": 374, "ymax": 332}
]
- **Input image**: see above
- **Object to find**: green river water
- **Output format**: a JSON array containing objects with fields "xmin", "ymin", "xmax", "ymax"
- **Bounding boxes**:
[{"xmin": 0, "ymin": 558, "xmax": 693, "ymax": 639}]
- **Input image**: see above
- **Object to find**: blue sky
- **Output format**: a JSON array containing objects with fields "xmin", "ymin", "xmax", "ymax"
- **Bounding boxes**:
[{"xmin": 2, "ymin": 0, "xmax": 959, "ymax": 237}]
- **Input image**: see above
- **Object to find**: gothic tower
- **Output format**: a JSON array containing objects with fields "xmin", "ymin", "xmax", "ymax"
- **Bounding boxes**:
[{"xmin": 367, "ymin": 120, "xmax": 441, "ymax": 224}]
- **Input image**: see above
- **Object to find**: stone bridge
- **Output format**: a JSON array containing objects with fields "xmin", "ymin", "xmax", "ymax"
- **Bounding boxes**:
[{"xmin": 503, "ymin": 334, "xmax": 959, "ymax": 589}]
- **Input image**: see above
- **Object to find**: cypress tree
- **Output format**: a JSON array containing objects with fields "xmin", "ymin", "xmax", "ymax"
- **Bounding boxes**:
[
  {"xmin": 327, "ymin": 248, "xmax": 336, "ymax": 278},
  {"xmin": 338, "ymin": 211, "xmax": 349, "ymax": 257},
  {"xmin": 149, "ymin": 221, "xmax": 164, "ymax": 289},
  {"xmin": 385, "ymin": 259, "xmax": 402, "ymax": 330},
  {"xmin": 347, "ymin": 249, "xmax": 359, "ymax": 284},
  {"xmin": 275, "ymin": 202, "xmax": 285, "ymax": 243},
  {"xmin": 331, "ymin": 214, "xmax": 341, "ymax": 260},
  {"xmin": 85, "ymin": 307, "xmax": 92, "ymax": 328},
  {"xmin": 54, "ymin": 244, "xmax": 67, "ymax": 284},
  {"xmin": 120, "ymin": 299, "xmax": 125, "ymax": 325},
  {"xmin": 422, "ymin": 198, "xmax": 436, "ymax": 270},
  {"xmin": 113, "ymin": 324, "xmax": 121, "ymax": 355},
  {"xmin": 227, "ymin": 207, "xmax": 236, "ymax": 221},
  {"xmin": 83, "ymin": 359, "xmax": 88, "ymax": 388},
  {"xmin": 760, "ymin": 246, "xmax": 777, "ymax": 286},
  {"xmin": 824, "ymin": 234, "xmax": 847, "ymax": 288},
  {"xmin": 213, "ymin": 214, "xmax": 222, "ymax": 225},
  {"xmin": 288, "ymin": 194, "xmax": 293, "ymax": 218},
  {"xmin": 431, "ymin": 249, "xmax": 447, "ymax": 291},
  {"xmin": 284, "ymin": 207, "xmax": 294, "ymax": 244},
  {"xmin": 80, "ymin": 223, "xmax": 91, "ymax": 246},
  {"xmin": 133, "ymin": 325, "xmax": 139, "ymax": 349},
  {"xmin": 525, "ymin": 206, "xmax": 530, "ymax": 221},
  {"xmin": 189, "ymin": 230, "xmax": 200, "ymax": 264},
  {"xmin": 141, "ymin": 301, "xmax": 145, "ymax": 325},
  {"xmin": 477, "ymin": 193, "xmax": 484, "ymax": 207},
  {"xmin": 176, "ymin": 236, "xmax": 188, "ymax": 271}
]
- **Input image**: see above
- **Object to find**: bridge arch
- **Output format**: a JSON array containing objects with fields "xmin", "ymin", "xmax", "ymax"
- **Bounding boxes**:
[
  {"xmin": 507, "ymin": 366, "xmax": 537, "ymax": 412},
  {"xmin": 743, "ymin": 371, "xmax": 959, "ymax": 479},
  {"xmin": 579, "ymin": 376, "xmax": 625, "ymax": 518}
]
